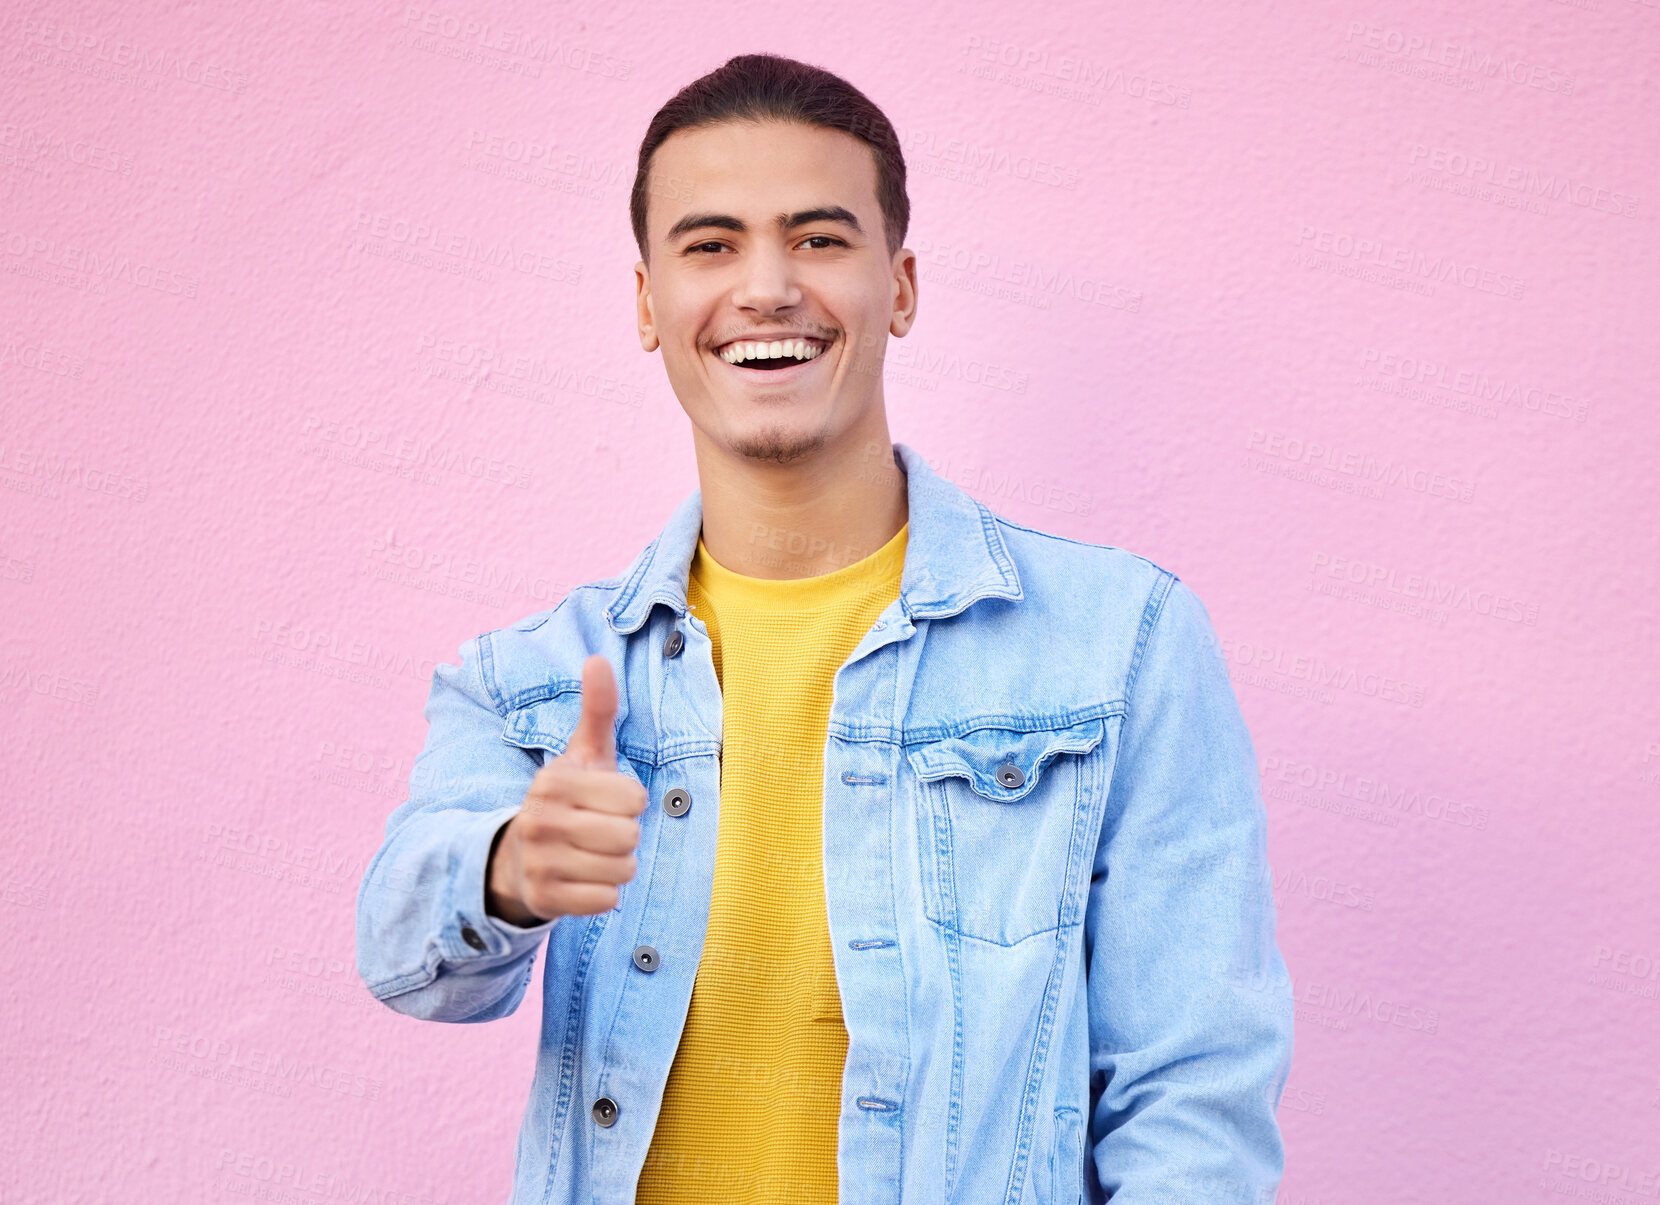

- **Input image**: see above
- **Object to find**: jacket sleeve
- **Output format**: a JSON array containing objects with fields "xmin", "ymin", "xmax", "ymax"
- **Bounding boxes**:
[
  {"xmin": 1084, "ymin": 573, "xmax": 1294, "ymax": 1203},
  {"xmin": 354, "ymin": 632, "xmax": 559, "ymax": 1022}
]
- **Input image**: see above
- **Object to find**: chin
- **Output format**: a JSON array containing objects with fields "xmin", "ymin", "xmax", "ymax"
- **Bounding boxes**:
[{"xmin": 726, "ymin": 420, "xmax": 831, "ymax": 466}]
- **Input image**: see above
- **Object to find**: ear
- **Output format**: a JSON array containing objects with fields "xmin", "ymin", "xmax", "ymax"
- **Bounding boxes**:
[
  {"xmin": 635, "ymin": 260, "xmax": 660, "ymax": 352},
  {"xmin": 889, "ymin": 247, "xmax": 918, "ymax": 338}
]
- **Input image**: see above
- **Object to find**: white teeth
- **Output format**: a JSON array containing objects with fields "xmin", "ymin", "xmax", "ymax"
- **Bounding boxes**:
[{"xmin": 719, "ymin": 339, "xmax": 826, "ymax": 364}]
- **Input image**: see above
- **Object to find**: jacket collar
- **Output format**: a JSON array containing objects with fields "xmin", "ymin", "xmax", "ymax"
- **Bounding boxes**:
[{"xmin": 605, "ymin": 441, "xmax": 1024, "ymax": 635}]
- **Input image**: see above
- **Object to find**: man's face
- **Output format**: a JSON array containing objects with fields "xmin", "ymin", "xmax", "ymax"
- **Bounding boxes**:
[{"xmin": 635, "ymin": 119, "xmax": 917, "ymax": 466}]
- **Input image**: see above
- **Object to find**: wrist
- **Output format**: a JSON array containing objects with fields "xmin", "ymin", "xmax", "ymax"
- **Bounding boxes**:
[
  {"xmin": 486, "ymin": 885, "xmax": 546, "ymax": 928},
  {"xmin": 484, "ymin": 817, "xmax": 542, "ymax": 927}
]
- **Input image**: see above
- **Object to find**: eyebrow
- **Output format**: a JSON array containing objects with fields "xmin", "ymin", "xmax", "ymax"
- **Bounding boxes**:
[{"xmin": 664, "ymin": 206, "xmax": 865, "ymax": 244}]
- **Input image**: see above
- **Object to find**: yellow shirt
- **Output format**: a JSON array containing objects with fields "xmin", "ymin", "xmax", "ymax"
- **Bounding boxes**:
[{"xmin": 635, "ymin": 520, "xmax": 909, "ymax": 1204}]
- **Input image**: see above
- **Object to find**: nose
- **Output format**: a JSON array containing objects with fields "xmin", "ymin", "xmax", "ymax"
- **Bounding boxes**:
[{"xmin": 729, "ymin": 243, "xmax": 802, "ymax": 314}]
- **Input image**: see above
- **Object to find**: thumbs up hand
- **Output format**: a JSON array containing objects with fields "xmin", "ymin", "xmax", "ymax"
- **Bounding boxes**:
[{"xmin": 486, "ymin": 655, "xmax": 650, "ymax": 926}]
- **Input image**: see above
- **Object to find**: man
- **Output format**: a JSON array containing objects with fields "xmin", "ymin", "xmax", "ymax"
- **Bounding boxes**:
[{"xmin": 356, "ymin": 52, "xmax": 1293, "ymax": 1205}]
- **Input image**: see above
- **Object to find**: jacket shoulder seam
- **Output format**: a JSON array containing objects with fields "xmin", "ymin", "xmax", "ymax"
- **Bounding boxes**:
[
  {"xmin": 1123, "ymin": 570, "xmax": 1180, "ymax": 711},
  {"xmin": 988, "ymin": 515, "xmax": 1177, "ymax": 579},
  {"xmin": 473, "ymin": 632, "xmax": 509, "ymax": 719}
]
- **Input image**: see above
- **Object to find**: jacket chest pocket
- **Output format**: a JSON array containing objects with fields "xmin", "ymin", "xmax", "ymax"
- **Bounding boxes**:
[
  {"xmin": 906, "ymin": 715, "xmax": 1111, "ymax": 946},
  {"xmin": 500, "ymin": 691, "xmax": 651, "ymax": 788}
]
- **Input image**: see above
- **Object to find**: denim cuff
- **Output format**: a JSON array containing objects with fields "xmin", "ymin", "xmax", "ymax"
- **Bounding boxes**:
[{"xmin": 452, "ymin": 806, "xmax": 558, "ymax": 959}]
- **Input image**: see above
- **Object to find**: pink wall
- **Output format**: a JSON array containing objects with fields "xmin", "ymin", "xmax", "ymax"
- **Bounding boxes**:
[{"xmin": 4, "ymin": 1, "xmax": 1657, "ymax": 1201}]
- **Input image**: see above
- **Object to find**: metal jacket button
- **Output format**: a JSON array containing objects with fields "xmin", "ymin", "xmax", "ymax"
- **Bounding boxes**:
[
  {"xmin": 592, "ymin": 1096, "xmax": 618, "ymax": 1127},
  {"xmin": 661, "ymin": 787, "xmax": 691, "ymax": 817},
  {"xmin": 995, "ymin": 763, "xmax": 1025, "ymax": 789},
  {"xmin": 460, "ymin": 925, "xmax": 486, "ymax": 951},
  {"xmin": 632, "ymin": 944, "xmax": 660, "ymax": 972},
  {"xmin": 662, "ymin": 629, "xmax": 684, "ymax": 658}
]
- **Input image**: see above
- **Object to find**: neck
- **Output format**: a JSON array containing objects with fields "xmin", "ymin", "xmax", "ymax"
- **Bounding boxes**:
[{"xmin": 691, "ymin": 424, "xmax": 908, "ymax": 580}]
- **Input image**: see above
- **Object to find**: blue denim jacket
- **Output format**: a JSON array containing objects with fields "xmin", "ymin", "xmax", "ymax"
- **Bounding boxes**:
[{"xmin": 355, "ymin": 441, "xmax": 1294, "ymax": 1204}]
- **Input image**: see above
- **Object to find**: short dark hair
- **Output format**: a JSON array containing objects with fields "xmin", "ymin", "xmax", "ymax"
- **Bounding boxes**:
[{"xmin": 631, "ymin": 53, "xmax": 909, "ymax": 266}]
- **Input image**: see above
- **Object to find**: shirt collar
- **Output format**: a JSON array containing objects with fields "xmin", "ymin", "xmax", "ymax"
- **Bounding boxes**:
[{"xmin": 605, "ymin": 441, "xmax": 1024, "ymax": 635}]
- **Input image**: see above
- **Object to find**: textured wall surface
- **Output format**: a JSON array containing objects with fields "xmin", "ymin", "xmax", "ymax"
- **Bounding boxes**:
[{"xmin": 3, "ymin": 1, "xmax": 1657, "ymax": 1202}]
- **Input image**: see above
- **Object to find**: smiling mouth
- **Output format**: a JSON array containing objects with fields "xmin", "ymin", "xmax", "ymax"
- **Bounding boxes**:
[{"xmin": 713, "ymin": 336, "xmax": 832, "ymax": 371}]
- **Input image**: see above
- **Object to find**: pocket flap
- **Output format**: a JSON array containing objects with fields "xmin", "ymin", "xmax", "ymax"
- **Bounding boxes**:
[
  {"xmin": 905, "ymin": 716, "xmax": 1106, "ymax": 802},
  {"xmin": 500, "ymin": 691, "xmax": 585, "ymax": 755},
  {"xmin": 501, "ymin": 691, "xmax": 645, "ymax": 785}
]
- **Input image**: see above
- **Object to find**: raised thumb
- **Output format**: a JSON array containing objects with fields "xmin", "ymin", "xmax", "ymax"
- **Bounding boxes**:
[{"xmin": 562, "ymin": 653, "xmax": 619, "ymax": 770}]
